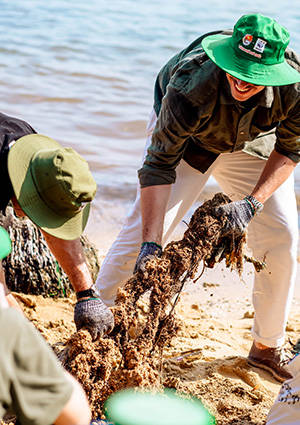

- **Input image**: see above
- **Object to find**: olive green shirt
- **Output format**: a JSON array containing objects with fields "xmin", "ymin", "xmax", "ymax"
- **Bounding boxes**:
[
  {"xmin": 0, "ymin": 308, "xmax": 73, "ymax": 425},
  {"xmin": 138, "ymin": 30, "xmax": 300, "ymax": 187}
]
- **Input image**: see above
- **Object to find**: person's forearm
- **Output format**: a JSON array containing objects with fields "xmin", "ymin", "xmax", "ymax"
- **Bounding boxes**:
[
  {"xmin": 140, "ymin": 184, "xmax": 171, "ymax": 245},
  {"xmin": 54, "ymin": 371, "xmax": 91, "ymax": 425},
  {"xmin": 251, "ymin": 150, "xmax": 297, "ymax": 203},
  {"xmin": 41, "ymin": 232, "xmax": 93, "ymax": 293}
]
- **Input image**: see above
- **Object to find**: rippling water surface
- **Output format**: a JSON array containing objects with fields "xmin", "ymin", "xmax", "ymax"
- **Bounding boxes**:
[{"xmin": 1, "ymin": 0, "xmax": 300, "ymax": 235}]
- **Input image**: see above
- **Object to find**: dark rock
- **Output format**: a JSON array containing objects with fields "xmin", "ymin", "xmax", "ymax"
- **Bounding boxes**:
[{"xmin": 0, "ymin": 207, "xmax": 100, "ymax": 297}]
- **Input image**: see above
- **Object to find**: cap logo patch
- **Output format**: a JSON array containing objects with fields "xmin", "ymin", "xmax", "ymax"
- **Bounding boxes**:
[
  {"xmin": 238, "ymin": 44, "xmax": 262, "ymax": 58},
  {"xmin": 254, "ymin": 38, "xmax": 267, "ymax": 53},
  {"xmin": 242, "ymin": 34, "xmax": 253, "ymax": 46}
]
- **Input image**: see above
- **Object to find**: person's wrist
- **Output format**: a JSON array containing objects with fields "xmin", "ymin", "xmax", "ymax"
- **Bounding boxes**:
[
  {"xmin": 141, "ymin": 241, "xmax": 162, "ymax": 249},
  {"xmin": 244, "ymin": 195, "xmax": 264, "ymax": 216},
  {"xmin": 76, "ymin": 297, "xmax": 100, "ymax": 305},
  {"xmin": 76, "ymin": 287, "xmax": 99, "ymax": 300}
]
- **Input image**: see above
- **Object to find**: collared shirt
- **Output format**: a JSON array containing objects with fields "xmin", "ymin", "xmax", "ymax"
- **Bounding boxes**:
[{"xmin": 138, "ymin": 30, "xmax": 300, "ymax": 188}]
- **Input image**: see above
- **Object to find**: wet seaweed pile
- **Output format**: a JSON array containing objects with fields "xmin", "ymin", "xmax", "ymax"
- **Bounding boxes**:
[
  {"xmin": 0, "ymin": 207, "xmax": 100, "ymax": 296},
  {"xmin": 60, "ymin": 193, "xmax": 252, "ymax": 419}
]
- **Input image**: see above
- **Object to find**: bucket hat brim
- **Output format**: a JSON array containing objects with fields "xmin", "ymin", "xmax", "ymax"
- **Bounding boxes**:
[
  {"xmin": 201, "ymin": 33, "xmax": 300, "ymax": 86},
  {"xmin": 8, "ymin": 134, "xmax": 91, "ymax": 241}
]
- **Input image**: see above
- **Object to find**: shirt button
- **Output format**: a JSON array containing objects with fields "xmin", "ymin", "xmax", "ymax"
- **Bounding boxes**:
[{"xmin": 240, "ymin": 131, "xmax": 245, "ymax": 135}]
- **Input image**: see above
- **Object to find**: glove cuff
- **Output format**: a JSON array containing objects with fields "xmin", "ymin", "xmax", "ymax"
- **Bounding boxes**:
[
  {"xmin": 141, "ymin": 241, "xmax": 162, "ymax": 249},
  {"xmin": 244, "ymin": 195, "xmax": 263, "ymax": 216},
  {"xmin": 76, "ymin": 287, "xmax": 99, "ymax": 300},
  {"xmin": 76, "ymin": 297, "xmax": 100, "ymax": 305}
]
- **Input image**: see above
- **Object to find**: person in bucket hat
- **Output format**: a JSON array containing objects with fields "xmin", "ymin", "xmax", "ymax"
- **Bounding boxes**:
[
  {"xmin": 201, "ymin": 13, "xmax": 300, "ymax": 86},
  {"xmin": 0, "ymin": 112, "xmax": 114, "ymax": 339},
  {"xmin": 95, "ymin": 13, "xmax": 300, "ymax": 382},
  {"xmin": 0, "ymin": 227, "xmax": 92, "ymax": 425}
]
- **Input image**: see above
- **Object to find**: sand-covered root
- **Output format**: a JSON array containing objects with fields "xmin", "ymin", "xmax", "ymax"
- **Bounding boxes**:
[
  {"xmin": 112, "ymin": 193, "xmax": 246, "ymax": 360},
  {"xmin": 61, "ymin": 193, "xmax": 252, "ymax": 419},
  {"xmin": 60, "ymin": 328, "xmax": 161, "ymax": 419}
]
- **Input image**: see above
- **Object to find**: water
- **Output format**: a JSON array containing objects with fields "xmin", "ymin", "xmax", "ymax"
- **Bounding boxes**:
[{"xmin": 1, "ymin": 0, "xmax": 300, "ymax": 249}]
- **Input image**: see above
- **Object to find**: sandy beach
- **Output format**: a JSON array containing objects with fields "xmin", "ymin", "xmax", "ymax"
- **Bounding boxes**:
[
  {"xmin": 6, "ymin": 207, "xmax": 300, "ymax": 425},
  {"xmin": 2, "ymin": 187, "xmax": 300, "ymax": 425},
  {"xmin": 1, "ymin": 2, "xmax": 300, "ymax": 424},
  {"xmin": 10, "ymin": 262, "xmax": 300, "ymax": 425}
]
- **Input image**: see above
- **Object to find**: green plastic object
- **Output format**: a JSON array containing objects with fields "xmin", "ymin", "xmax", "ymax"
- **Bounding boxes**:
[
  {"xmin": 0, "ymin": 227, "xmax": 11, "ymax": 260},
  {"xmin": 104, "ymin": 388, "xmax": 215, "ymax": 425}
]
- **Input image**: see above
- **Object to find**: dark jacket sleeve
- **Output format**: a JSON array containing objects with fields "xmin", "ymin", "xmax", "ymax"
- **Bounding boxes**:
[
  {"xmin": 275, "ymin": 100, "xmax": 300, "ymax": 163},
  {"xmin": 0, "ymin": 114, "xmax": 37, "ymax": 213}
]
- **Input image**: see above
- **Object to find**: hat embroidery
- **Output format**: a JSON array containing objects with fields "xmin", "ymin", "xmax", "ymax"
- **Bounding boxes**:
[
  {"xmin": 238, "ymin": 44, "xmax": 262, "ymax": 59},
  {"xmin": 242, "ymin": 34, "xmax": 253, "ymax": 46},
  {"xmin": 254, "ymin": 38, "xmax": 267, "ymax": 53}
]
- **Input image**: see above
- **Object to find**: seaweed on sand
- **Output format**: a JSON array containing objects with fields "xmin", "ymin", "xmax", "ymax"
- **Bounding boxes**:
[{"xmin": 60, "ymin": 193, "xmax": 262, "ymax": 419}]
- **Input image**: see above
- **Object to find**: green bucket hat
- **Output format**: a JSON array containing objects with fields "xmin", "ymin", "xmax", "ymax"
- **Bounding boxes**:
[
  {"xmin": 0, "ymin": 227, "xmax": 11, "ymax": 260},
  {"xmin": 8, "ymin": 134, "xmax": 97, "ymax": 240},
  {"xmin": 201, "ymin": 13, "xmax": 300, "ymax": 86},
  {"xmin": 104, "ymin": 388, "xmax": 215, "ymax": 425}
]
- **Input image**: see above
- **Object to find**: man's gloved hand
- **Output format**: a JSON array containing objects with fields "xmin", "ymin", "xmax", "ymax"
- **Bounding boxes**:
[
  {"xmin": 133, "ymin": 241, "xmax": 163, "ymax": 274},
  {"xmin": 214, "ymin": 195, "xmax": 263, "ymax": 237},
  {"xmin": 74, "ymin": 297, "xmax": 114, "ymax": 340}
]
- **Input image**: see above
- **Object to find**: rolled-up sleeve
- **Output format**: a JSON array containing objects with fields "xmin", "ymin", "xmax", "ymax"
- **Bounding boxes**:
[
  {"xmin": 138, "ymin": 84, "xmax": 201, "ymax": 188},
  {"xmin": 275, "ymin": 101, "xmax": 300, "ymax": 163}
]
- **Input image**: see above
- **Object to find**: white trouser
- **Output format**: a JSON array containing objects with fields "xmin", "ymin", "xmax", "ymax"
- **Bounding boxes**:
[
  {"xmin": 96, "ymin": 110, "xmax": 298, "ymax": 347},
  {"xmin": 266, "ymin": 354, "xmax": 300, "ymax": 424}
]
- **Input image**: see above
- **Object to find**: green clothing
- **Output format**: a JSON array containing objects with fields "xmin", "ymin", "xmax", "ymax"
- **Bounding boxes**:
[
  {"xmin": 0, "ymin": 308, "xmax": 73, "ymax": 425},
  {"xmin": 138, "ymin": 30, "xmax": 300, "ymax": 188}
]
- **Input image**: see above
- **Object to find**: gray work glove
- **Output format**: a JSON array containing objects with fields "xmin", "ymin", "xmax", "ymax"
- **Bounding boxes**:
[
  {"xmin": 133, "ymin": 241, "xmax": 163, "ymax": 274},
  {"xmin": 74, "ymin": 298, "xmax": 114, "ymax": 340},
  {"xmin": 214, "ymin": 195, "xmax": 263, "ymax": 237}
]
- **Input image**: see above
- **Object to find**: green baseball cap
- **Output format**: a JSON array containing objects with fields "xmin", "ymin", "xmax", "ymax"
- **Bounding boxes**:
[
  {"xmin": 8, "ymin": 134, "xmax": 97, "ymax": 240},
  {"xmin": 0, "ymin": 227, "xmax": 11, "ymax": 260},
  {"xmin": 201, "ymin": 14, "xmax": 300, "ymax": 86},
  {"xmin": 104, "ymin": 388, "xmax": 215, "ymax": 425}
]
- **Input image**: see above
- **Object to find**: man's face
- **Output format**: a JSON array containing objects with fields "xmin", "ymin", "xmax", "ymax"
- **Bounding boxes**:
[{"xmin": 226, "ymin": 73, "xmax": 265, "ymax": 102}]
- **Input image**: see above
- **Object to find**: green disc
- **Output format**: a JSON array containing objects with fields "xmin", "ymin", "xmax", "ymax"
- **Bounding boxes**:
[
  {"xmin": 0, "ymin": 227, "xmax": 11, "ymax": 260},
  {"xmin": 105, "ymin": 388, "xmax": 215, "ymax": 425}
]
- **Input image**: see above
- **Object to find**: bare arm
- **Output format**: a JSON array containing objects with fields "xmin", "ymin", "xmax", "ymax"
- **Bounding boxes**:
[
  {"xmin": 140, "ymin": 184, "xmax": 171, "ymax": 244},
  {"xmin": 54, "ymin": 371, "xmax": 91, "ymax": 425},
  {"xmin": 41, "ymin": 232, "xmax": 93, "ymax": 293},
  {"xmin": 251, "ymin": 149, "xmax": 297, "ymax": 203}
]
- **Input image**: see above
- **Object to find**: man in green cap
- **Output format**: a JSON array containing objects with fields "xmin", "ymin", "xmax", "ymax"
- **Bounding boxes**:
[
  {"xmin": 0, "ymin": 227, "xmax": 92, "ymax": 425},
  {"xmin": 0, "ymin": 115, "xmax": 114, "ymax": 338},
  {"xmin": 95, "ymin": 13, "xmax": 300, "ymax": 382}
]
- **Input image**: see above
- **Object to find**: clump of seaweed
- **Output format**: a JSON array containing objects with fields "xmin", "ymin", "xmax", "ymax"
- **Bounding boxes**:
[
  {"xmin": 60, "ymin": 193, "xmax": 263, "ymax": 419},
  {"xmin": 0, "ymin": 207, "xmax": 99, "ymax": 297}
]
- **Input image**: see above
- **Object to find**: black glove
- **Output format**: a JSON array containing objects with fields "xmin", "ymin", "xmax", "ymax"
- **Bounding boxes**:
[
  {"xmin": 133, "ymin": 241, "xmax": 163, "ymax": 274},
  {"xmin": 214, "ymin": 195, "xmax": 263, "ymax": 237},
  {"xmin": 74, "ymin": 298, "xmax": 114, "ymax": 340}
]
